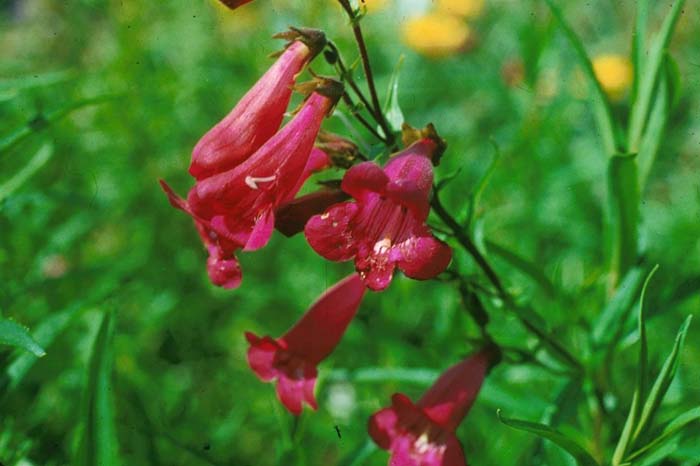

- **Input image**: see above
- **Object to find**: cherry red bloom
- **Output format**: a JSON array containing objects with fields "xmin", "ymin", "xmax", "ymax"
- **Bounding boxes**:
[
  {"xmin": 189, "ymin": 31, "xmax": 325, "ymax": 180},
  {"xmin": 304, "ymin": 138, "xmax": 452, "ymax": 291},
  {"xmin": 246, "ymin": 274, "xmax": 366, "ymax": 415},
  {"xmin": 162, "ymin": 80, "xmax": 343, "ymax": 289},
  {"xmin": 368, "ymin": 352, "xmax": 490, "ymax": 466}
]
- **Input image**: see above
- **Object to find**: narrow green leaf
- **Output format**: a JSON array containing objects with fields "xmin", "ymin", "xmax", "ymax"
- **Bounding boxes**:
[
  {"xmin": 608, "ymin": 154, "xmax": 639, "ymax": 288},
  {"xmin": 628, "ymin": 0, "xmax": 686, "ymax": 152},
  {"xmin": 340, "ymin": 440, "xmax": 378, "ymax": 466},
  {"xmin": 464, "ymin": 141, "xmax": 501, "ymax": 228},
  {"xmin": 627, "ymin": 407, "xmax": 700, "ymax": 462},
  {"xmin": 485, "ymin": 240, "xmax": 558, "ymax": 298},
  {"xmin": 544, "ymin": 0, "xmax": 620, "ymax": 155},
  {"xmin": 636, "ymin": 62, "xmax": 669, "ymax": 190},
  {"xmin": 326, "ymin": 367, "xmax": 438, "ymax": 385},
  {"xmin": 632, "ymin": 0, "xmax": 650, "ymax": 100},
  {"xmin": 632, "ymin": 315, "xmax": 693, "ymax": 445},
  {"xmin": 611, "ymin": 265, "xmax": 658, "ymax": 465},
  {"xmin": 77, "ymin": 311, "xmax": 120, "ymax": 466},
  {"xmin": 0, "ymin": 70, "xmax": 73, "ymax": 93},
  {"xmin": 497, "ymin": 411, "xmax": 600, "ymax": 466},
  {"xmin": 0, "ymin": 143, "xmax": 54, "ymax": 203},
  {"xmin": 591, "ymin": 264, "xmax": 646, "ymax": 348},
  {"xmin": 383, "ymin": 55, "xmax": 405, "ymax": 133},
  {"xmin": 0, "ymin": 318, "xmax": 46, "ymax": 357},
  {"xmin": 0, "ymin": 94, "xmax": 119, "ymax": 155}
]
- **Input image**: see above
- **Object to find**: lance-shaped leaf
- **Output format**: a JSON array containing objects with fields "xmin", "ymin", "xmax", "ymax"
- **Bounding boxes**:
[
  {"xmin": 0, "ymin": 143, "xmax": 54, "ymax": 203},
  {"xmin": 0, "ymin": 317, "xmax": 46, "ymax": 357},
  {"xmin": 631, "ymin": 315, "xmax": 693, "ymax": 445},
  {"xmin": 497, "ymin": 411, "xmax": 599, "ymax": 466},
  {"xmin": 382, "ymin": 55, "xmax": 405, "ymax": 133},
  {"xmin": 607, "ymin": 153, "xmax": 639, "ymax": 289},
  {"xmin": 611, "ymin": 265, "xmax": 657, "ymax": 465},
  {"xmin": 77, "ymin": 312, "xmax": 121, "ymax": 466},
  {"xmin": 626, "ymin": 407, "xmax": 700, "ymax": 463}
]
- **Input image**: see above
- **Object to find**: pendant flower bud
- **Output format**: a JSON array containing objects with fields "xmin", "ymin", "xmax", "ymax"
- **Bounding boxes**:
[
  {"xmin": 246, "ymin": 274, "xmax": 366, "ymax": 415},
  {"xmin": 189, "ymin": 28, "xmax": 326, "ymax": 179},
  {"xmin": 368, "ymin": 351, "xmax": 492, "ymax": 466},
  {"xmin": 162, "ymin": 79, "xmax": 344, "ymax": 289},
  {"xmin": 316, "ymin": 131, "xmax": 364, "ymax": 169},
  {"xmin": 304, "ymin": 137, "xmax": 451, "ymax": 291}
]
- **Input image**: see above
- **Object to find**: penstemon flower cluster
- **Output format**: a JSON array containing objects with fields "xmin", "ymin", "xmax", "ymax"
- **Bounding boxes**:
[{"xmin": 160, "ymin": 1, "xmax": 696, "ymax": 465}]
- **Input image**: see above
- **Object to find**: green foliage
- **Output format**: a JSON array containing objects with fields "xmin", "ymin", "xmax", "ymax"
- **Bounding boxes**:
[{"xmin": 1, "ymin": 1, "xmax": 698, "ymax": 465}]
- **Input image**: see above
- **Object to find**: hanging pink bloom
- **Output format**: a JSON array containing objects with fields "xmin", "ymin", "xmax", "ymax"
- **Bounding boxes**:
[
  {"xmin": 218, "ymin": 0, "xmax": 254, "ymax": 9},
  {"xmin": 368, "ymin": 352, "xmax": 491, "ymax": 466},
  {"xmin": 246, "ymin": 274, "xmax": 366, "ymax": 415},
  {"xmin": 189, "ymin": 29, "xmax": 326, "ymax": 180},
  {"xmin": 161, "ymin": 79, "xmax": 343, "ymax": 288},
  {"xmin": 304, "ymin": 138, "xmax": 452, "ymax": 291}
]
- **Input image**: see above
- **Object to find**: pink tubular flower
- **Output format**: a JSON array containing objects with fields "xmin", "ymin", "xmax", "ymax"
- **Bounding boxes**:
[
  {"xmin": 189, "ymin": 29, "xmax": 326, "ymax": 180},
  {"xmin": 246, "ymin": 273, "xmax": 366, "ymax": 415},
  {"xmin": 304, "ymin": 138, "xmax": 452, "ymax": 291},
  {"xmin": 368, "ymin": 352, "xmax": 491, "ymax": 466},
  {"xmin": 162, "ymin": 79, "xmax": 343, "ymax": 289}
]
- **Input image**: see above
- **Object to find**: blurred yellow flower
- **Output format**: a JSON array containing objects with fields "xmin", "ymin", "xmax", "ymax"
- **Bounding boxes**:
[
  {"xmin": 359, "ymin": 0, "xmax": 390, "ymax": 13},
  {"xmin": 437, "ymin": 0, "xmax": 485, "ymax": 19},
  {"xmin": 592, "ymin": 54, "xmax": 633, "ymax": 100},
  {"xmin": 402, "ymin": 13, "xmax": 472, "ymax": 59}
]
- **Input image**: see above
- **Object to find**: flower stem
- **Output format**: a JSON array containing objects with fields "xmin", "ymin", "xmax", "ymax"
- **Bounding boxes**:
[
  {"xmin": 336, "ymin": 0, "xmax": 396, "ymax": 146},
  {"xmin": 431, "ymin": 190, "xmax": 583, "ymax": 373}
]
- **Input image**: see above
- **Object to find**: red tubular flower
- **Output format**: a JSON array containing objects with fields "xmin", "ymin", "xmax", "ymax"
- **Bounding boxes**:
[
  {"xmin": 246, "ymin": 274, "xmax": 366, "ymax": 415},
  {"xmin": 368, "ymin": 352, "xmax": 490, "ymax": 466},
  {"xmin": 304, "ymin": 138, "xmax": 452, "ymax": 291},
  {"xmin": 189, "ymin": 29, "xmax": 326, "ymax": 180},
  {"xmin": 218, "ymin": 0, "xmax": 254, "ymax": 9},
  {"xmin": 161, "ymin": 79, "xmax": 343, "ymax": 289}
]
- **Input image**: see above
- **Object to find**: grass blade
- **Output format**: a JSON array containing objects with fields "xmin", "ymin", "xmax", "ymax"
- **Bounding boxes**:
[
  {"xmin": 0, "ymin": 317, "xmax": 46, "ymax": 357},
  {"xmin": 544, "ymin": 0, "xmax": 620, "ymax": 155},
  {"xmin": 497, "ymin": 410, "xmax": 600, "ymax": 466},
  {"xmin": 631, "ymin": 315, "xmax": 692, "ymax": 445},
  {"xmin": 628, "ymin": 0, "xmax": 686, "ymax": 152},
  {"xmin": 607, "ymin": 153, "xmax": 639, "ymax": 289},
  {"xmin": 627, "ymin": 407, "xmax": 700, "ymax": 462},
  {"xmin": 0, "ymin": 143, "xmax": 54, "ymax": 203},
  {"xmin": 77, "ymin": 311, "xmax": 121, "ymax": 466}
]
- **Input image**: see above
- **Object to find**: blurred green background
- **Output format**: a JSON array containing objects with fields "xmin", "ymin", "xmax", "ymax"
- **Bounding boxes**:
[{"xmin": 1, "ymin": 0, "xmax": 699, "ymax": 465}]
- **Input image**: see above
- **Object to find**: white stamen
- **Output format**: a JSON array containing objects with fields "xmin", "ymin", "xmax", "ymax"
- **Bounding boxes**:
[
  {"xmin": 245, "ymin": 175, "xmax": 277, "ymax": 190},
  {"xmin": 373, "ymin": 237, "xmax": 392, "ymax": 254}
]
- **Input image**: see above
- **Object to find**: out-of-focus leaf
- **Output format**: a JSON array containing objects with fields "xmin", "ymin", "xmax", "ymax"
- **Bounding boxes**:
[
  {"xmin": 0, "ymin": 70, "xmax": 73, "ymax": 93},
  {"xmin": 497, "ymin": 411, "xmax": 600, "ymax": 466},
  {"xmin": 340, "ymin": 440, "xmax": 378, "ymax": 466},
  {"xmin": 0, "ymin": 94, "xmax": 119, "ymax": 155},
  {"xmin": 627, "ymin": 0, "xmax": 686, "ymax": 152},
  {"xmin": 0, "ymin": 318, "xmax": 46, "ymax": 357},
  {"xmin": 611, "ymin": 265, "xmax": 657, "ymax": 465},
  {"xmin": 627, "ymin": 407, "xmax": 700, "ymax": 462},
  {"xmin": 463, "ymin": 141, "xmax": 501, "ymax": 228},
  {"xmin": 486, "ymin": 240, "xmax": 557, "ymax": 298},
  {"xmin": 631, "ymin": 0, "xmax": 650, "ymax": 100},
  {"xmin": 637, "ymin": 62, "xmax": 669, "ymax": 190},
  {"xmin": 544, "ymin": 0, "xmax": 620, "ymax": 155},
  {"xmin": 77, "ymin": 311, "xmax": 120, "ymax": 466},
  {"xmin": 607, "ymin": 153, "xmax": 639, "ymax": 289},
  {"xmin": 326, "ymin": 367, "xmax": 438, "ymax": 385},
  {"xmin": 0, "ymin": 143, "xmax": 54, "ymax": 203},
  {"xmin": 591, "ymin": 264, "xmax": 647, "ymax": 348},
  {"xmin": 383, "ymin": 55, "xmax": 404, "ymax": 133},
  {"xmin": 631, "ymin": 315, "xmax": 693, "ymax": 444}
]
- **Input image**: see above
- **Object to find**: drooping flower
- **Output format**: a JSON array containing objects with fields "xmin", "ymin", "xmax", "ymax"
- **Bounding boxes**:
[
  {"xmin": 189, "ymin": 28, "xmax": 326, "ymax": 180},
  {"xmin": 217, "ymin": 0, "xmax": 254, "ymax": 11},
  {"xmin": 246, "ymin": 273, "xmax": 366, "ymax": 415},
  {"xmin": 162, "ymin": 78, "xmax": 344, "ymax": 289},
  {"xmin": 304, "ymin": 137, "xmax": 452, "ymax": 291},
  {"xmin": 368, "ymin": 351, "xmax": 492, "ymax": 466}
]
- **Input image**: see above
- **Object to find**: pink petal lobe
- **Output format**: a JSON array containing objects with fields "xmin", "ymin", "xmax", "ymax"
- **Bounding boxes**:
[
  {"xmin": 206, "ymin": 254, "xmax": 242, "ymax": 289},
  {"xmin": 245, "ymin": 332, "xmax": 280, "ymax": 381},
  {"xmin": 355, "ymin": 245, "xmax": 396, "ymax": 291},
  {"xmin": 341, "ymin": 161, "xmax": 389, "ymax": 200},
  {"xmin": 396, "ymin": 234, "xmax": 452, "ymax": 281},
  {"xmin": 275, "ymin": 189, "xmax": 351, "ymax": 237},
  {"xmin": 276, "ymin": 371, "xmax": 318, "ymax": 416},
  {"xmin": 244, "ymin": 209, "xmax": 275, "ymax": 251},
  {"xmin": 304, "ymin": 202, "xmax": 359, "ymax": 261},
  {"xmin": 368, "ymin": 407, "xmax": 399, "ymax": 449}
]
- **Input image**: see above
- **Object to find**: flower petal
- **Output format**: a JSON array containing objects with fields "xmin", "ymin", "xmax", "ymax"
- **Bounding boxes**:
[
  {"xmin": 276, "ymin": 371, "xmax": 317, "ymax": 416},
  {"xmin": 244, "ymin": 209, "xmax": 275, "ymax": 251},
  {"xmin": 368, "ymin": 407, "xmax": 399, "ymax": 449},
  {"xmin": 396, "ymin": 234, "xmax": 452, "ymax": 281},
  {"xmin": 304, "ymin": 202, "xmax": 359, "ymax": 261},
  {"xmin": 341, "ymin": 161, "xmax": 389, "ymax": 200},
  {"xmin": 245, "ymin": 332, "xmax": 282, "ymax": 381},
  {"xmin": 356, "ymin": 243, "xmax": 396, "ymax": 291},
  {"xmin": 206, "ymin": 254, "xmax": 242, "ymax": 289},
  {"xmin": 275, "ymin": 189, "xmax": 350, "ymax": 237}
]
